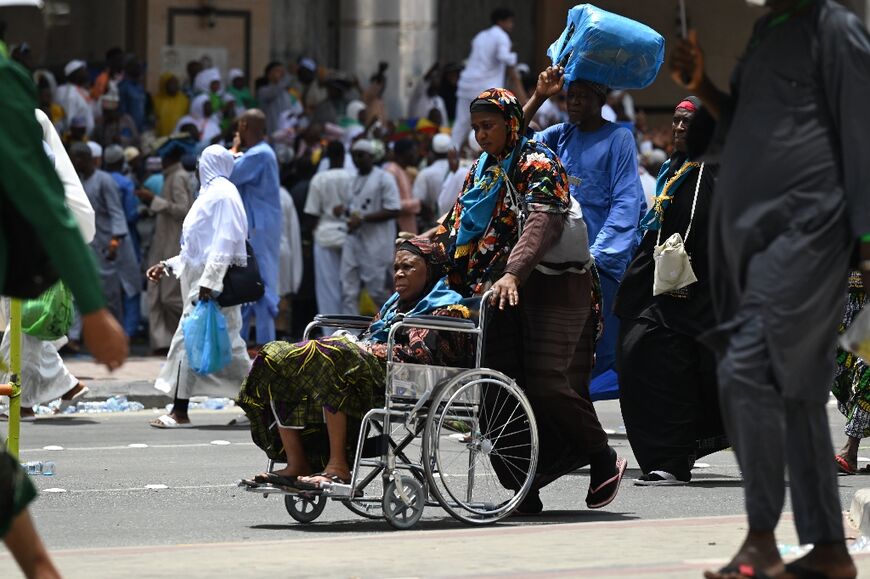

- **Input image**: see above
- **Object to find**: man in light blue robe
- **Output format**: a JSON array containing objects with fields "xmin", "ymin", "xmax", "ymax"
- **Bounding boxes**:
[
  {"xmin": 525, "ymin": 72, "xmax": 646, "ymax": 399},
  {"xmin": 230, "ymin": 110, "xmax": 281, "ymax": 344}
]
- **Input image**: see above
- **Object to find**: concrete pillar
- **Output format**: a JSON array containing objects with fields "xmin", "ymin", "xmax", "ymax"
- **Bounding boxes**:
[
  {"xmin": 338, "ymin": 0, "xmax": 437, "ymax": 119},
  {"xmin": 270, "ymin": 0, "xmax": 339, "ymax": 68}
]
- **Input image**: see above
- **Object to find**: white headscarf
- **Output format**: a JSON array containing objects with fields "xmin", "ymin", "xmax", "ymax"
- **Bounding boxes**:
[
  {"xmin": 175, "ymin": 94, "xmax": 222, "ymax": 144},
  {"xmin": 194, "ymin": 67, "xmax": 222, "ymax": 94},
  {"xmin": 178, "ymin": 145, "xmax": 248, "ymax": 269},
  {"xmin": 189, "ymin": 94, "xmax": 210, "ymax": 120}
]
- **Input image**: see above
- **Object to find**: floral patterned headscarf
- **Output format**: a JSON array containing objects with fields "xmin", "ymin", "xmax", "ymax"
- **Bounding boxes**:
[{"xmin": 469, "ymin": 87, "xmax": 523, "ymax": 158}]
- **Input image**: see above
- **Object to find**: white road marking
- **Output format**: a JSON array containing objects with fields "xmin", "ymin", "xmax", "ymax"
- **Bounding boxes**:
[
  {"xmin": 38, "ymin": 484, "xmax": 237, "ymax": 494},
  {"xmin": 19, "ymin": 442, "xmax": 255, "ymax": 453}
]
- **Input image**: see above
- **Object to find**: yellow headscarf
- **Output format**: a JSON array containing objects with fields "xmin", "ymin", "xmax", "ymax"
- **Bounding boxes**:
[{"xmin": 153, "ymin": 73, "xmax": 190, "ymax": 137}]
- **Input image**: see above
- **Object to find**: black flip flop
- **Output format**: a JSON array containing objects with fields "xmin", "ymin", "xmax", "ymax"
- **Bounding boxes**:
[
  {"xmin": 296, "ymin": 472, "xmax": 351, "ymax": 488},
  {"xmin": 253, "ymin": 472, "xmax": 299, "ymax": 487},
  {"xmin": 783, "ymin": 563, "xmax": 830, "ymax": 579},
  {"xmin": 586, "ymin": 456, "xmax": 628, "ymax": 509}
]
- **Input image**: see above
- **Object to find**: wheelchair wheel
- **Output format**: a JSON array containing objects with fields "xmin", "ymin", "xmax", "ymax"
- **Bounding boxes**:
[
  {"xmin": 285, "ymin": 493, "xmax": 327, "ymax": 523},
  {"xmin": 382, "ymin": 476, "xmax": 425, "ymax": 530},
  {"xmin": 422, "ymin": 369, "xmax": 538, "ymax": 525}
]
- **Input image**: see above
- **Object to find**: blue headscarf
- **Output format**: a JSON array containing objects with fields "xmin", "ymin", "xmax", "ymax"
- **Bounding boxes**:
[{"xmin": 367, "ymin": 279, "xmax": 464, "ymax": 343}]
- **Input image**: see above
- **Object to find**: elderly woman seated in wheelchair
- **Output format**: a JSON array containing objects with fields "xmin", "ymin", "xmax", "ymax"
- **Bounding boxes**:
[{"xmin": 238, "ymin": 237, "xmax": 471, "ymax": 490}]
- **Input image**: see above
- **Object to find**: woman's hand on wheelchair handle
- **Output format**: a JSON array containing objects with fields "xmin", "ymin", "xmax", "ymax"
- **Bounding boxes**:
[{"xmin": 489, "ymin": 273, "xmax": 520, "ymax": 310}]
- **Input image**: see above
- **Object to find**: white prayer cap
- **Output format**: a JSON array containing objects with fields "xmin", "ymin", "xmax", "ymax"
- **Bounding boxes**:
[
  {"xmin": 345, "ymin": 100, "xmax": 366, "ymax": 121},
  {"xmin": 87, "ymin": 141, "xmax": 103, "ymax": 159},
  {"xmin": 351, "ymin": 139, "xmax": 375, "ymax": 155},
  {"xmin": 228, "ymin": 68, "xmax": 244, "ymax": 82},
  {"xmin": 432, "ymin": 133, "xmax": 452, "ymax": 154},
  {"xmin": 64, "ymin": 59, "xmax": 86, "ymax": 78},
  {"xmin": 298, "ymin": 57, "xmax": 317, "ymax": 73},
  {"xmin": 104, "ymin": 144, "xmax": 125, "ymax": 165}
]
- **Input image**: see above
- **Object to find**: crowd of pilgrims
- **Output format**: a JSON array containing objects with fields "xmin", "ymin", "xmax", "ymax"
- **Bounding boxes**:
[{"xmin": 3, "ymin": 6, "xmax": 868, "ymax": 512}]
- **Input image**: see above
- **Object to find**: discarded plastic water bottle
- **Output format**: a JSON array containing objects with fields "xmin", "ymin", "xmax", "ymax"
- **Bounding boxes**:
[
  {"xmin": 21, "ymin": 461, "xmax": 56, "ymax": 476},
  {"xmin": 203, "ymin": 398, "xmax": 225, "ymax": 410}
]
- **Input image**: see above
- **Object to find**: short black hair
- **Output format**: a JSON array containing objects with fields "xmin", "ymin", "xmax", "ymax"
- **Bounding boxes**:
[
  {"xmin": 393, "ymin": 138, "xmax": 417, "ymax": 156},
  {"xmin": 264, "ymin": 61, "xmax": 283, "ymax": 76},
  {"xmin": 326, "ymin": 140, "xmax": 345, "ymax": 160},
  {"xmin": 106, "ymin": 47, "xmax": 123, "ymax": 61},
  {"xmin": 491, "ymin": 8, "xmax": 514, "ymax": 25}
]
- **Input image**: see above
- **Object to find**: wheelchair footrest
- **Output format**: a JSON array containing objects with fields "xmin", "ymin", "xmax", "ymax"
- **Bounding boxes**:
[{"xmin": 322, "ymin": 482, "xmax": 356, "ymax": 498}]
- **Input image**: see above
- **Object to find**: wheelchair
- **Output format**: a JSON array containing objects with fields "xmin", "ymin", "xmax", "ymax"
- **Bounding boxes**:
[{"xmin": 240, "ymin": 292, "xmax": 539, "ymax": 529}]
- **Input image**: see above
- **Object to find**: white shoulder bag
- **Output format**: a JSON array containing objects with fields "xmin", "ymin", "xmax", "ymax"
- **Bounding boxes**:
[
  {"xmin": 504, "ymin": 175, "xmax": 592, "ymax": 270},
  {"xmin": 652, "ymin": 162, "xmax": 704, "ymax": 296}
]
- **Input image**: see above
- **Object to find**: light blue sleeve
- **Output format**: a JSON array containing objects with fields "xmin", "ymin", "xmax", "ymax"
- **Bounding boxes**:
[
  {"xmin": 589, "ymin": 128, "xmax": 644, "ymax": 280},
  {"xmin": 230, "ymin": 151, "xmax": 263, "ymax": 189}
]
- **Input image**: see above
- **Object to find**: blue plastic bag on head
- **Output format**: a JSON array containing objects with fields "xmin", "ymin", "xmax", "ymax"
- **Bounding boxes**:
[
  {"xmin": 547, "ymin": 4, "xmax": 665, "ymax": 90},
  {"xmin": 182, "ymin": 300, "xmax": 232, "ymax": 375}
]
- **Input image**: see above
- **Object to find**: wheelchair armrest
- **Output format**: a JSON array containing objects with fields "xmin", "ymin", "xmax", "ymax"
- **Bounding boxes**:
[
  {"xmin": 403, "ymin": 314, "xmax": 477, "ymax": 331},
  {"xmin": 312, "ymin": 314, "xmax": 373, "ymax": 330}
]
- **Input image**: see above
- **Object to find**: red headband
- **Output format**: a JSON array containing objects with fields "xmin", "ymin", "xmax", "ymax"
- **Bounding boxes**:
[{"xmin": 676, "ymin": 100, "xmax": 697, "ymax": 112}]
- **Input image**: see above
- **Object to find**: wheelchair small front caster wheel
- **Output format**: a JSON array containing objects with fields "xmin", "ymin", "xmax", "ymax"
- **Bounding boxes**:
[
  {"xmin": 285, "ymin": 493, "xmax": 327, "ymax": 523},
  {"xmin": 383, "ymin": 476, "xmax": 425, "ymax": 530}
]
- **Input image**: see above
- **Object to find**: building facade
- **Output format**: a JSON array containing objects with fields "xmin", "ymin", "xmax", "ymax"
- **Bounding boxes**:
[{"xmin": 0, "ymin": 0, "xmax": 866, "ymax": 116}]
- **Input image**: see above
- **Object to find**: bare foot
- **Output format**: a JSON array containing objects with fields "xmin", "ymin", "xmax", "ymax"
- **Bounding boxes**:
[
  {"xmin": 781, "ymin": 542, "xmax": 856, "ymax": 579},
  {"xmin": 703, "ymin": 531, "xmax": 784, "ymax": 579}
]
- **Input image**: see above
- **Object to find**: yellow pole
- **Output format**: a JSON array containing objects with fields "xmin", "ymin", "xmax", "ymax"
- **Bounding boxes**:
[{"xmin": 7, "ymin": 298, "xmax": 22, "ymax": 458}]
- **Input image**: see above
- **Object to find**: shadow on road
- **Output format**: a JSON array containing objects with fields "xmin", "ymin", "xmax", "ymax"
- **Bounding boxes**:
[
  {"xmin": 29, "ymin": 417, "xmax": 101, "ymax": 426},
  {"xmin": 248, "ymin": 510, "xmax": 638, "ymax": 534},
  {"xmin": 688, "ymin": 479, "xmax": 745, "ymax": 488},
  {"xmin": 189, "ymin": 424, "xmax": 249, "ymax": 431}
]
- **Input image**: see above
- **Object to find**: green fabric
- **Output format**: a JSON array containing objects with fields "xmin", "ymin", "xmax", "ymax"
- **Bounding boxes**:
[
  {"xmin": 22, "ymin": 281, "xmax": 74, "ymax": 340},
  {"xmin": 833, "ymin": 273, "xmax": 870, "ymax": 435},
  {"xmin": 0, "ymin": 444, "xmax": 37, "ymax": 538},
  {"xmin": 861, "ymin": 233, "xmax": 870, "ymax": 243},
  {"xmin": 226, "ymin": 86, "xmax": 258, "ymax": 110},
  {"xmin": 0, "ymin": 55, "xmax": 104, "ymax": 313},
  {"xmin": 237, "ymin": 336, "xmax": 385, "ymax": 462}
]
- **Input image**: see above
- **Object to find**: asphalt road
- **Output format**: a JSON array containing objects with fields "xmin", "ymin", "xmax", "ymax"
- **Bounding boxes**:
[{"xmin": 10, "ymin": 399, "xmax": 867, "ymax": 551}]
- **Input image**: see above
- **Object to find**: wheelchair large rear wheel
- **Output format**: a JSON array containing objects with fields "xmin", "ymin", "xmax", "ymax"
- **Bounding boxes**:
[{"xmin": 422, "ymin": 369, "xmax": 538, "ymax": 525}]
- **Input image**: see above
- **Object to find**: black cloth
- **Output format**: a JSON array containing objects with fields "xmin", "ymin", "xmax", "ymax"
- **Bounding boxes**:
[
  {"xmin": 483, "ymin": 270, "xmax": 606, "ymax": 490},
  {"xmin": 614, "ymin": 160, "xmax": 717, "ymax": 337},
  {"xmin": 702, "ymin": 0, "xmax": 870, "ymax": 403},
  {"xmin": 617, "ymin": 318, "xmax": 728, "ymax": 480}
]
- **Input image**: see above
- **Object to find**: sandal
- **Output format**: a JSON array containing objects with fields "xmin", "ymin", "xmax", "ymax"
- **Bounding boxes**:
[
  {"xmin": 296, "ymin": 471, "xmax": 351, "ymax": 490},
  {"xmin": 253, "ymin": 472, "xmax": 300, "ymax": 487},
  {"xmin": 0, "ymin": 410, "xmax": 37, "ymax": 422},
  {"xmin": 58, "ymin": 384, "xmax": 90, "ymax": 411},
  {"xmin": 149, "ymin": 414, "xmax": 193, "ymax": 429},
  {"xmin": 835, "ymin": 454, "xmax": 857, "ymax": 475},
  {"xmin": 586, "ymin": 456, "xmax": 628, "ymax": 509}
]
